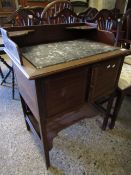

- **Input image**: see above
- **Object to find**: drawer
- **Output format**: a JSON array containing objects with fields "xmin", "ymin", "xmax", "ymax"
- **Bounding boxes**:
[
  {"xmin": 88, "ymin": 58, "xmax": 122, "ymax": 101},
  {"xmin": 45, "ymin": 68, "xmax": 88, "ymax": 117}
]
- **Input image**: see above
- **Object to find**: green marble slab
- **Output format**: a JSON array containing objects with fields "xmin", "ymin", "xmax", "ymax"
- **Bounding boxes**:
[{"xmin": 21, "ymin": 39, "xmax": 118, "ymax": 69}]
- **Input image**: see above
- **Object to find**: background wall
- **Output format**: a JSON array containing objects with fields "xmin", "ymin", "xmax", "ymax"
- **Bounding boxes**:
[{"xmin": 89, "ymin": 0, "xmax": 116, "ymax": 10}]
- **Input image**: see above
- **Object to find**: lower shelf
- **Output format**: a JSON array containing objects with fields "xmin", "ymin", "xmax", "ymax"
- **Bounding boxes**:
[
  {"xmin": 46, "ymin": 103, "xmax": 100, "ymax": 149},
  {"xmin": 25, "ymin": 102, "xmax": 100, "ymax": 150}
]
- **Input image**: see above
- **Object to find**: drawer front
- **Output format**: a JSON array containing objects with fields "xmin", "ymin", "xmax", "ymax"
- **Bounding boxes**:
[
  {"xmin": 45, "ymin": 68, "xmax": 88, "ymax": 117},
  {"xmin": 88, "ymin": 58, "xmax": 122, "ymax": 101}
]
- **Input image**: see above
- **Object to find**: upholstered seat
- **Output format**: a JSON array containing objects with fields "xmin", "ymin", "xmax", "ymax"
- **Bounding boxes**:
[
  {"xmin": 124, "ymin": 54, "xmax": 131, "ymax": 65},
  {"xmin": 118, "ymin": 62, "xmax": 131, "ymax": 90}
]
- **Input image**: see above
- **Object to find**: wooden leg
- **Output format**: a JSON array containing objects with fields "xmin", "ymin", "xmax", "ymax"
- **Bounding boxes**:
[
  {"xmin": 20, "ymin": 95, "xmax": 30, "ymax": 131},
  {"xmin": 39, "ymin": 119, "xmax": 50, "ymax": 169},
  {"xmin": 102, "ymin": 93, "xmax": 115, "ymax": 130},
  {"xmin": 109, "ymin": 92, "xmax": 124, "ymax": 129},
  {"xmin": 20, "ymin": 95, "xmax": 50, "ymax": 169}
]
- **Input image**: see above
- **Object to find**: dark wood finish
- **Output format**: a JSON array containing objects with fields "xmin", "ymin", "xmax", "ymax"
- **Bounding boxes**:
[
  {"xmin": 44, "ymin": 67, "xmax": 87, "ymax": 117},
  {"xmin": 1, "ymin": 24, "xmax": 131, "ymax": 169},
  {"xmin": 14, "ymin": 64, "xmax": 40, "ymax": 120}
]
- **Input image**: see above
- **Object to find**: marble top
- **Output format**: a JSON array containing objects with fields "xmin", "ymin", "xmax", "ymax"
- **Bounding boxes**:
[{"xmin": 21, "ymin": 39, "xmax": 118, "ymax": 69}]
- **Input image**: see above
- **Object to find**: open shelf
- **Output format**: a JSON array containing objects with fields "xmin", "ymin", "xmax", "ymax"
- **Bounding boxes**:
[{"xmin": 25, "ymin": 102, "xmax": 100, "ymax": 150}]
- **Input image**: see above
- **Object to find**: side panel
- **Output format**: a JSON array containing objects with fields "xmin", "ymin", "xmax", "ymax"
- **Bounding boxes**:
[{"xmin": 14, "ymin": 64, "xmax": 39, "ymax": 120}]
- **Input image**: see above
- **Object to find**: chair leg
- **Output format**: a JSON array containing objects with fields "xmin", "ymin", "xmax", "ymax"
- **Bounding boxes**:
[
  {"xmin": 0, "ymin": 66, "xmax": 4, "ymax": 79},
  {"xmin": 101, "ymin": 93, "xmax": 115, "ymax": 130},
  {"xmin": 109, "ymin": 92, "xmax": 124, "ymax": 129}
]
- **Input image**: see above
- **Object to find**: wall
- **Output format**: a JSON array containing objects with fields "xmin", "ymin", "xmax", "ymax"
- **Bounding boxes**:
[
  {"xmin": 89, "ymin": 0, "xmax": 116, "ymax": 10},
  {"xmin": 115, "ymin": 0, "xmax": 128, "ymax": 13}
]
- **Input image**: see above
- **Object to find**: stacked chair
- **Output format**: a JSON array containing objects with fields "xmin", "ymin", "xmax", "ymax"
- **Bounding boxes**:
[
  {"xmin": 108, "ymin": 9, "xmax": 131, "ymax": 129},
  {"xmin": 7, "ymin": 6, "xmax": 44, "ymax": 26},
  {"xmin": 86, "ymin": 9, "xmax": 119, "ymax": 31},
  {"xmin": 95, "ymin": 8, "xmax": 131, "ymax": 129},
  {"xmin": 49, "ymin": 8, "xmax": 82, "ymax": 24},
  {"xmin": 78, "ymin": 7, "xmax": 98, "ymax": 22},
  {"xmin": 0, "ymin": 6, "xmax": 44, "ymax": 99}
]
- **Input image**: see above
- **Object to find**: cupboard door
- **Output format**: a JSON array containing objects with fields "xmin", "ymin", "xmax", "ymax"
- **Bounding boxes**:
[
  {"xmin": 88, "ymin": 58, "xmax": 122, "ymax": 101},
  {"xmin": 45, "ymin": 68, "xmax": 88, "ymax": 117}
]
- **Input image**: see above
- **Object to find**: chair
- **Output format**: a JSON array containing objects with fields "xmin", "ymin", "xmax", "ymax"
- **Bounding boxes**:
[
  {"xmin": 109, "ymin": 56, "xmax": 131, "ymax": 129},
  {"xmin": 29, "ymin": 6, "xmax": 45, "ymax": 24},
  {"xmin": 50, "ymin": 8, "xmax": 81, "ymax": 24},
  {"xmin": 41, "ymin": 0, "xmax": 73, "ymax": 24},
  {"xmin": 87, "ymin": 9, "xmax": 130, "ymax": 130},
  {"xmin": 8, "ymin": 7, "xmax": 42, "ymax": 26},
  {"xmin": 101, "ymin": 9, "xmax": 131, "ymax": 129},
  {"xmin": 89, "ymin": 9, "xmax": 118, "ymax": 31},
  {"xmin": 78, "ymin": 7, "xmax": 98, "ymax": 22}
]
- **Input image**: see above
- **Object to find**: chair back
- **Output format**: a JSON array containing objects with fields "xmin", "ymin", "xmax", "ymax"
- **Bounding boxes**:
[
  {"xmin": 91, "ymin": 9, "xmax": 115, "ymax": 31},
  {"xmin": 50, "ymin": 8, "xmax": 81, "ymax": 24},
  {"xmin": 41, "ymin": 0, "xmax": 73, "ymax": 24},
  {"xmin": 8, "ymin": 7, "xmax": 44, "ymax": 26},
  {"xmin": 78, "ymin": 7, "xmax": 98, "ymax": 22}
]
